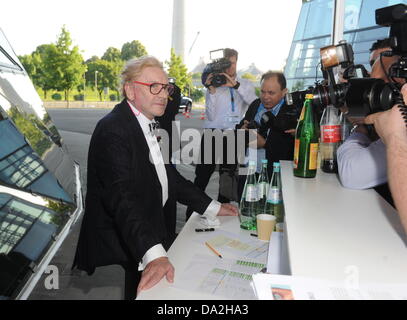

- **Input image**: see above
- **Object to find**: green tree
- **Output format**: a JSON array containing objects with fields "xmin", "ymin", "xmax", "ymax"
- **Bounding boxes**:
[
  {"xmin": 191, "ymin": 72, "xmax": 202, "ymax": 80},
  {"xmin": 86, "ymin": 58, "xmax": 119, "ymax": 100},
  {"xmin": 190, "ymin": 87, "xmax": 204, "ymax": 102},
  {"xmin": 44, "ymin": 26, "xmax": 86, "ymax": 104},
  {"xmin": 101, "ymin": 48, "xmax": 124, "ymax": 99},
  {"xmin": 121, "ymin": 40, "xmax": 147, "ymax": 61},
  {"xmin": 18, "ymin": 44, "xmax": 55, "ymax": 99},
  {"xmin": 19, "ymin": 54, "xmax": 35, "ymax": 76},
  {"xmin": 102, "ymin": 47, "xmax": 122, "ymax": 62},
  {"xmin": 166, "ymin": 48, "xmax": 192, "ymax": 95}
]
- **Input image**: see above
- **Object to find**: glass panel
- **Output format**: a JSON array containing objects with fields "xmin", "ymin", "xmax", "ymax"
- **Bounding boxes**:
[
  {"xmin": 359, "ymin": 0, "xmax": 407, "ymax": 29},
  {"xmin": 293, "ymin": 2, "xmax": 311, "ymax": 40},
  {"xmin": 344, "ymin": 0, "xmax": 362, "ymax": 31},
  {"xmin": 0, "ymin": 29, "xmax": 21, "ymax": 70},
  {"xmin": 303, "ymin": 0, "xmax": 334, "ymax": 38}
]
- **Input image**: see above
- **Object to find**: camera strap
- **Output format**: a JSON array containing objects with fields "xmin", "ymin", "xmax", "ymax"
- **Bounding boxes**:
[{"xmin": 229, "ymin": 88, "xmax": 236, "ymax": 113}]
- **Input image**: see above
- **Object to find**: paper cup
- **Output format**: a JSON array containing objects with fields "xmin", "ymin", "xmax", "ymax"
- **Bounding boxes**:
[{"xmin": 256, "ymin": 214, "xmax": 276, "ymax": 241}]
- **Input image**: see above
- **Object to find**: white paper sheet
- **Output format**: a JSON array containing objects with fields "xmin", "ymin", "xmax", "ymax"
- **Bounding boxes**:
[
  {"xmin": 173, "ymin": 254, "xmax": 266, "ymax": 300},
  {"xmin": 252, "ymin": 274, "xmax": 407, "ymax": 300}
]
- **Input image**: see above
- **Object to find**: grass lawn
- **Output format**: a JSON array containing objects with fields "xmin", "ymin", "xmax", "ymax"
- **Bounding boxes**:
[{"xmin": 37, "ymin": 87, "xmax": 121, "ymax": 102}]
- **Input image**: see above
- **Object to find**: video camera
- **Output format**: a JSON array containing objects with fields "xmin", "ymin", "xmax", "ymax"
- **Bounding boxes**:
[
  {"xmin": 201, "ymin": 49, "xmax": 232, "ymax": 88},
  {"xmin": 286, "ymin": 3, "xmax": 407, "ymax": 117}
]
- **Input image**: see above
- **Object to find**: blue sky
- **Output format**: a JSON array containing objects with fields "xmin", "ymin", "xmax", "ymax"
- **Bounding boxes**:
[{"xmin": 1, "ymin": 0, "xmax": 302, "ymax": 72}]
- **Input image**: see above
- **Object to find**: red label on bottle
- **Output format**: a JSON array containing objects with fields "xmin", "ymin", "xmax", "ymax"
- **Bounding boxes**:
[{"xmin": 321, "ymin": 125, "xmax": 341, "ymax": 143}]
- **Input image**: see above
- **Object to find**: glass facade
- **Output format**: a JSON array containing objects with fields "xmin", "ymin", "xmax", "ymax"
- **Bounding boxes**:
[{"xmin": 284, "ymin": 0, "xmax": 407, "ymax": 91}]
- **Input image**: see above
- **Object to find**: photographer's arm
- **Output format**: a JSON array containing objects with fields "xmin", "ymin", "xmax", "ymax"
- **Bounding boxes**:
[
  {"xmin": 365, "ymin": 103, "xmax": 407, "ymax": 234},
  {"xmin": 205, "ymin": 78, "xmax": 219, "ymax": 122},
  {"xmin": 222, "ymin": 73, "xmax": 257, "ymax": 105}
]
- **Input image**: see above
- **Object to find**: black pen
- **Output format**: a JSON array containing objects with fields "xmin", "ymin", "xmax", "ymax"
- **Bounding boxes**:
[
  {"xmin": 250, "ymin": 233, "xmax": 258, "ymax": 237},
  {"xmin": 195, "ymin": 228, "xmax": 215, "ymax": 232}
]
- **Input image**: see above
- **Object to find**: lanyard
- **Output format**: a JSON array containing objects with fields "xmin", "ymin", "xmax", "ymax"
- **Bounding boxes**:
[{"xmin": 229, "ymin": 88, "xmax": 236, "ymax": 113}]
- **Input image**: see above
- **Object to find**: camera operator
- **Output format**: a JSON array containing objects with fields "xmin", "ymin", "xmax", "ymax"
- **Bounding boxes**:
[
  {"xmin": 337, "ymin": 43, "xmax": 406, "ymax": 202},
  {"xmin": 236, "ymin": 71, "xmax": 296, "ymax": 200},
  {"xmin": 369, "ymin": 38, "xmax": 393, "ymax": 69},
  {"xmin": 185, "ymin": 48, "xmax": 257, "ymax": 220},
  {"xmin": 365, "ymin": 86, "xmax": 407, "ymax": 234}
]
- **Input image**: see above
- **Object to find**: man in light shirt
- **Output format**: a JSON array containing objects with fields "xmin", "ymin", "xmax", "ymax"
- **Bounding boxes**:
[
  {"xmin": 73, "ymin": 56, "xmax": 238, "ymax": 300},
  {"xmin": 185, "ymin": 48, "xmax": 257, "ymax": 220}
]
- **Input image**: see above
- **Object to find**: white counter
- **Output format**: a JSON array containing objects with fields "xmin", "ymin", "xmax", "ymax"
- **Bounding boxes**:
[
  {"xmin": 138, "ymin": 161, "xmax": 407, "ymax": 299},
  {"xmin": 137, "ymin": 213, "xmax": 252, "ymax": 300},
  {"xmin": 280, "ymin": 160, "xmax": 407, "ymax": 285}
]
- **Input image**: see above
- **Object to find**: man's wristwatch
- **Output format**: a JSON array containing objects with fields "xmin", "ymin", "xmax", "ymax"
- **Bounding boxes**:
[{"xmin": 233, "ymin": 81, "xmax": 240, "ymax": 90}]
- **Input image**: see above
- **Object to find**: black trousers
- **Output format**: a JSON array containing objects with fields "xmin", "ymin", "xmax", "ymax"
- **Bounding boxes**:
[
  {"xmin": 185, "ymin": 130, "xmax": 239, "ymax": 220},
  {"xmin": 124, "ymin": 267, "xmax": 142, "ymax": 300}
]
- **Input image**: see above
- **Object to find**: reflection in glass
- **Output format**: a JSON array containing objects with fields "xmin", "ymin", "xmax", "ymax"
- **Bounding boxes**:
[
  {"xmin": 0, "ymin": 188, "xmax": 72, "ymax": 299},
  {"xmin": 0, "ymin": 119, "xmax": 72, "ymax": 204}
]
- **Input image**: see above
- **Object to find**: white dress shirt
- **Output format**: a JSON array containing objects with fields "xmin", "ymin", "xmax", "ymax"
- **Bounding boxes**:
[
  {"xmin": 337, "ymin": 132, "xmax": 387, "ymax": 189},
  {"xmin": 128, "ymin": 101, "xmax": 221, "ymax": 269},
  {"xmin": 204, "ymin": 77, "xmax": 257, "ymax": 129}
]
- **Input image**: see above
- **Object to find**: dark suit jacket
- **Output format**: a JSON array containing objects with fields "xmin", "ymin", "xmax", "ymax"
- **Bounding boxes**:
[
  {"xmin": 241, "ymin": 98, "xmax": 297, "ymax": 174},
  {"xmin": 156, "ymin": 84, "xmax": 181, "ymax": 157},
  {"xmin": 73, "ymin": 99, "xmax": 212, "ymax": 275}
]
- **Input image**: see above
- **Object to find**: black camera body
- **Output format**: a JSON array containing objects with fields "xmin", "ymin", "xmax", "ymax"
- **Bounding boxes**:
[
  {"xmin": 286, "ymin": 4, "xmax": 407, "ymax": 118},
  {"xmin": 202, "ymin": 49, "xmax": 232, "ymax": 88},
  {"xmin": 376, "ymin": 4, "xmax": 407, "ymax": 80}
]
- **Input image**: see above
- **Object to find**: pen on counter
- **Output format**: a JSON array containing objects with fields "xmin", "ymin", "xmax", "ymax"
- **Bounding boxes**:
[
  {"xmin": 205, "ymin": 242, "xmax": 222, "ymax": 258},
  {"xmin": 250, "ymin": 233, "xmax": 258, "ymax": 237},
  {"xmin": 195, "ymin": 228, "xmax": 215, "ymax": 232}
]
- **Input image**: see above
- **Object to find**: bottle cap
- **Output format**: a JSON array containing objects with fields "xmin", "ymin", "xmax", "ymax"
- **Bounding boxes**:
[
  {"xmin": 261, "ymin": 159, "xmax": 268, "ymax": 164},
  {"xmin": 273, "ymin": 162, "xmax": 280, "ymax": 167},
  {"xmin": 305, "ymin": 93, "xmax": 314, "ymax": 99},
  {"xmin": 248, "ymin": 160, "xmax": 256, "ymax": 166}
]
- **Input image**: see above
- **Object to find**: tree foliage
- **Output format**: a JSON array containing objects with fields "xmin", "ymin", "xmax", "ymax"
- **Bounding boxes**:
[
  {"xmin": 121, "ymin": 40, "xmax": 147, "ymax": 61},
  {"xmin": 102, "ymin": 47, "xmax": 121, "ymax": 62},
  {"xmin": 43, "ymin": 26, "xmax": 86, "ymax": 102},
  {"xmin": 166, "ymin": 49, "xmax": 192, "ymax": 95},
  {"xmin": 18, "ymin": 28, "xmax": 150, "ymax": 101},
  {"xmin": 85, "ymin": 58, "xmax": 121, "ymax": 100}
]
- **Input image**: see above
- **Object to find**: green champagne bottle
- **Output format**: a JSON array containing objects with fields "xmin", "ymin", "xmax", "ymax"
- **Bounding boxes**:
[
  {"xmin": 239, "ymin": 161, "xmax": 259, "ymax": 230},
  {"xmin": 293, "ymin": 94, "xmax": 319, "ymax": 178}
]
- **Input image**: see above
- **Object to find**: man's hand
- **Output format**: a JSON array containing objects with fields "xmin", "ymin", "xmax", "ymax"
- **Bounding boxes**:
[
  {"xmin": 217, "ymin": 203, "xmax": 239, "ymax": 216},
  {"xmin": 137, "ymin": 257, "xmax": 174, "ymax": 295},
  {"xmin": 221, "ymin": 73, "xmax": 238, "ymax": 88},
  {"xmin": 364, "ymin": 105, "xmax": 407, "ymax": 145},
  {"xmin": 284, "ymin": 128, "xmax": 296, "ymax": 137},
  {"xmin": 205, "ymin": 73, "xmax": 216, "ymax": 94},
  {"xmin": 364, "ymin": 83, "xmax": 407, "ymax": 144},
  {"xmin": 240, "ymin": 120, "xmax": 249, "ymax": 130}
]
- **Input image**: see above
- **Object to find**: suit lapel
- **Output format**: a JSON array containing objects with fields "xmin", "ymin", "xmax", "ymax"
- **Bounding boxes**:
[{"xmin": 115, "ymin": 100, "xmax": 164, "ymax": 202}]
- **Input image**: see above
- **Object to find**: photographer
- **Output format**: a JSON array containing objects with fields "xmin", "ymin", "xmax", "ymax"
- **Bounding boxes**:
[
  {"xmin": 365, "ymin": 88, "xmax": 407, "ymax": 234},
  {"xmin": 236, "ymin": 71, "xmax": 296, "ymax": 200},
  {"xmin": 337, "ymin": 45, "xmax": 406, "ymax": 202},
  {"xmin": 185, "ymin": 48, "xmax": 257, "ymax": 220}
]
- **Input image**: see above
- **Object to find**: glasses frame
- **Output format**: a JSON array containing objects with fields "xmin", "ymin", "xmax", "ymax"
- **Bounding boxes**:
[{"xmin": 132, "ymin": 80, "xmax": 174, "ymax": 95}]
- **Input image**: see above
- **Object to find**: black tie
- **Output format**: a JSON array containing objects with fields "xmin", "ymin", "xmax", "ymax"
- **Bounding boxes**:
[{"xmin": 149, "ymin": 121, "xmax": 160, "ymax": 133}]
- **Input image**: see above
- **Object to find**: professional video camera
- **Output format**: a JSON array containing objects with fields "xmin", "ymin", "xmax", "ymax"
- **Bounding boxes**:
[
  {"xmin": 201, "ymin": 49, "xmax": 232, "ymax": 88},
  {"xmin": 286, "ymin": 3, "xmax": 407, "ymax": 117}
]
